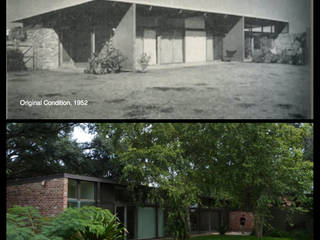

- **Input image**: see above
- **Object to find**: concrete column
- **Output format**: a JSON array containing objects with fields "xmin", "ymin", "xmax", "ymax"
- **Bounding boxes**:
[
  {"xmin": 91, "ymin": 27, "xmax": 95, "ymax": 54},
  {"xmin": 223, "ymin": 16, "xmax": 245, "ymax": 61}
]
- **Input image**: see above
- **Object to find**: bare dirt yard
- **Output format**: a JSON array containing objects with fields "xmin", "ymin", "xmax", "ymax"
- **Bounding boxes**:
[{"xmin": 7, "ymin": 62, "xmax": 312, "ymax": 119}]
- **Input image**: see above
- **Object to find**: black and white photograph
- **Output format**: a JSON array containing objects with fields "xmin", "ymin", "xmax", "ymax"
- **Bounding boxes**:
[{"xmin": 6, "ymin": 0, "xmax": 313, "ymax": 119}]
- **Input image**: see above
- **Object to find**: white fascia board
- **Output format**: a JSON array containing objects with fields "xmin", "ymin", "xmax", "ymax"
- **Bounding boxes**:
[{"xmin": 106, "ymin": 0, "xmax": 289, "ymax": 23}]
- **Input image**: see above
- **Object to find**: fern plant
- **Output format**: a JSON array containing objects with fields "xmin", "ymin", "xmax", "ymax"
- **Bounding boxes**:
[
  {"xmin": 6, "ymin": 205, "xmax": 50, "ymax": 240},
  {"xmin": 43, "ymin": 206, "xmax": 127, "ymax": 240}
]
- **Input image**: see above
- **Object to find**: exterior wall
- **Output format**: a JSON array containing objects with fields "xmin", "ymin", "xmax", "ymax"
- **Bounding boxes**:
[
  {"xmin": 26, "ymin": 27, "xmax": 59, "ymax": 69},
  {"xmin": 112, "ymin": 4, "xmax": 136, "ymax": 71},
  {"xmin": 6, "ymin": 177, "xmax": 68, "ymax": 217},
  {"xmin": 223, "ymin": 17, "xmax": 245, "ymax": 61},
  {"xmin": 229, "ymin": 211, "xmax": 254, "ymax": 232}
]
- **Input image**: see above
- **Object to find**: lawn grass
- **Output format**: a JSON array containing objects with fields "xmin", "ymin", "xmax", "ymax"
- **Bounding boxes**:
[
  {"xmin": 192, "ymin": 236, "xmax": 294, "ymax": 240},
  {"xmin": 7, "ymin": 62, "xmax": 312, "ymax": 119}
]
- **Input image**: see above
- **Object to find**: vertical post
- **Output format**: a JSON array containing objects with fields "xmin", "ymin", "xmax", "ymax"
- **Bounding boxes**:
[
  {"xmin": 124, "ymin": 206, "xmax": 127, "ymax": 240},
  {"xmin": 155, "ymin": 206, "xmax": 159, "ymax": 238},
  {"xmin": 241, "ymin": 17, "xmax": 245, "ymax": 62},
  {"xmin": 77, "ymin": 180, "xmax": 81, "ymax": 208},
  {"xmin": 157, "ymin": 35, "xmax": 161, "ymax": 64},
  {"xmin": 135, "ymin": 207, "xmax": 138, "ymax": 239},
  {"xmin": 198, "ymin": 207, "xmax": 201, "ymax": 233},
  {"xmin": 59, "ymin": 30, "xmax": 64, "ymax": 67},
  {"xmin": 208, "ymin": 210, "xmax": 211, "ymax": 232},
  {"xmin": 96, "ymin": 182, "xmax": 101, "ymax": 207},
  {"xmin": 91, "ymin": 26, "xmax": 95, "ymax": 54},
  {"xmin": 32, "ymin": 44, "xmax": 35, "ymax": 70},
  {"xmin": 132, "ymin": 3, "xmax": 137, "ymax": 71}
]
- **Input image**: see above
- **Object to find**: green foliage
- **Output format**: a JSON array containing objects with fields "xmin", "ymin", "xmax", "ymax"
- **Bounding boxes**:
[
  {"xmin": 7, "ymin": 205, "xmax": 127, "ymax": 240},
  {"xmin": 193, "ymin": 236, "xmax": 296, "ymax": 240},
  {"xmin": 7, "ymin": 49, "xmax": 27, "ymax": 71},
  {"xmin": 85, "ymin": 41, "xmax": 126, "ymax": 74},
  {"xmin": 166, "ymin": 211, "xmax": 189, "ymax": 240},
  {"xmin": 43, "ymin": 206, "xmax": 127, "ymax": 240},
  {"xmin": 95, "ymin": 123, "xmax": 313, "ymax": 239},
  {"xmin": 6, "ymin": 123, "xmax": 88, "ymax": 179},
  {"xmin": 268, "ymin": 230, "xmax": 312, "ymax": 240},
  {"xmin": 217, "ymin": 224, "xmax": 228, "ymax": 235},
  {"xmin": 6, "ymin": 205, "xmax": 49, "ymax": 240}
]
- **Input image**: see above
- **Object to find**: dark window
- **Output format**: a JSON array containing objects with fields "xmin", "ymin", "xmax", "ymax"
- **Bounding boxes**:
[
  {"xmin": 67, "ymin": 179, "xmax": 96, "ymax": 208},
  {"xmin": 254, "ymin": 37, "xmax": 261, "ymax": 49}
]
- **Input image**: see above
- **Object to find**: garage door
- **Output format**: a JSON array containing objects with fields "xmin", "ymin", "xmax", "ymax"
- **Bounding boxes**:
[
  {"xmin": 160, "ymin": 30, "xmax": 184, "ymax": 64},
  {"xmin": 185, "ymin": 30, "xmax": 206, "ymax": 63},
  {"xmin": 138, "ymin": 207, "xmax": 156, "ymax": 239}
]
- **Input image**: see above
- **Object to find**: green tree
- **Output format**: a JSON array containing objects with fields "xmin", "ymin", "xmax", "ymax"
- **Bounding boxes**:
[
  {"xmin": 95, "ymin": 123, "xmax": 313, "ymax": 239},
  {"xmin": 6, "ymin": 123, "xmax": 85, "ymax": 179}
]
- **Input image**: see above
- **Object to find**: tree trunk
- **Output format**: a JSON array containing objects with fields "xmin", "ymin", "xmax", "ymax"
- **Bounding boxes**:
[
  {"xmin": 254, "ymin": 212, "xmax": 265, "ymax": 239},
  {"xmin": 184, "ymin": 208, "xmax": 191, "ymax": 240}
]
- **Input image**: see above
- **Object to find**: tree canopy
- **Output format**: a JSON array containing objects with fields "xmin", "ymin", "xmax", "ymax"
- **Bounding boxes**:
[{"xmin": 6, "ymin": 123, "xmax": 313, "ymax": 239}]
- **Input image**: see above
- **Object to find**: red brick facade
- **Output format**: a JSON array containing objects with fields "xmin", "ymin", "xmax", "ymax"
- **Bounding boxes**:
[
  {"xmin": 229, "ymin": 211, "xmax": 254, "ymax": 232},
  {"xmin": 6, "ymin": 177, "xmax": 68, "ymax": 217}
]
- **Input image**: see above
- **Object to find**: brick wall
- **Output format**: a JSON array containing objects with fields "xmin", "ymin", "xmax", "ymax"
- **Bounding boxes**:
[
  {"xmin": 6, "ymin": 177, "xmax": 68, "ymax": 217},
  {"xmin": 26, "ymin": 27, "xmax": 59, "ymax": 70},
  {"xmin": 229, "ymin": 211, "xmax": 254, "ymax": 232}
]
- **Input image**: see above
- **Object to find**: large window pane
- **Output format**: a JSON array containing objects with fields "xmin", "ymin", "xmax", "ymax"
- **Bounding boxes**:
[
  {"xmin": 80, "ymin": 201, "xmax": 96, "ymax": 207},
  {"xmin": 68, "ymin": 200, "xmax": 78, "ymax": 208},
  {"xmin": 80, "ymin": 181, "xmax": 95, "ymax": 200},
  {"xmin": 68, "ymin": 179, "xmax": 77, "ymax": 198}
]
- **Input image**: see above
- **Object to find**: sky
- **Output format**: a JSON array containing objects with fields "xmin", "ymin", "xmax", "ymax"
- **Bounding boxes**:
[{"xmin": 72, "ymin": 126, "xmax": 95, "ymax": 143}]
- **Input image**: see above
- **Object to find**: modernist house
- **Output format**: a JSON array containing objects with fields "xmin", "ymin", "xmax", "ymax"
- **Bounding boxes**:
[
  {"xmin": 8, "ymin": 0, "xmax": 311, "ymax": 70},
  {"xmin": 6, "ymin": 173, "xmax": 256, "ymax": 239}
]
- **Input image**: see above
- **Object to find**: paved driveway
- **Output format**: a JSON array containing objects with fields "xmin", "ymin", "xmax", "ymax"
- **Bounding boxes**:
[{"xmin": 7, "ymin": 62, "xmax": 312, "ymax": 119}]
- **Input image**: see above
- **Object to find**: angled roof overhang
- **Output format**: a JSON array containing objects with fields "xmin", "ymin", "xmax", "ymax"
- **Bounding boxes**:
[
  {"xmin": 11, "ymin": 0, "xmax": 94, "ymax": 22},
  {"xmin": 11, "ymin": 0, "xmax": 289, "ymax": 23}
]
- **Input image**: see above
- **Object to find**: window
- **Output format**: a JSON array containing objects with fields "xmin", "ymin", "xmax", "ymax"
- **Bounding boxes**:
[{"xmin": 67, "ymin": 179, "xmax": 96, "ymax": 208}]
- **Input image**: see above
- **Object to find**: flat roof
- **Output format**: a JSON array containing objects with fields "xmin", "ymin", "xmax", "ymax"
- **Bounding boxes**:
[{"xmin": 7, "ymin": 173, "xmax": 122, "ymax": 186}]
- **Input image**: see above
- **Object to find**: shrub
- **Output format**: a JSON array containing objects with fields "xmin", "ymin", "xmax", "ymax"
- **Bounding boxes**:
[
  {"xmin": 43, "ymin": 206, "xmax": 127, "ymax": 240},
  {"xmin": 252, "ymin": 50, "xmax": 265, "ymax": 63},
  {"xmin": 6, "ymin": 205, "xmax": 50, "ymax": 240},
  {"xmin": 8, "ymin": 26, "xmax": 27, "ymax": 41},
  {"xmin": 166, "ymin": 212, "xmax": 189, "ymax": 240},
  {"xmin": 85, "ymin": 41, "xmax": 126, "ymax": 74},
  {"xmin": 7, "ymin": 49, "xmax": 27, "ymax": 71},
  {"xmin": 217, "ymin": 224, "xmax": 228, "ymax": 235},
  {"xmin": 137, "ymin": 53, "xmax": 152, "ymax": 72}
]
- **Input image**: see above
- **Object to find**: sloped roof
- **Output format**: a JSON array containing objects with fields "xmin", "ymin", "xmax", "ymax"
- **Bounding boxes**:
[{"xmin": 8, "ymin": 0, "xmax": 291, "ymax": 23}]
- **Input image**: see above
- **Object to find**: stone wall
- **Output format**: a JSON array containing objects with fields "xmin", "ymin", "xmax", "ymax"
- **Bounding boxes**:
[
  {"xmin": 26, "ymin": 27, "xmax": 59, "ymax": 70},
  {"xmin": 229, "ymin": 211, "xmax": 254, "ymax": 232},
  {"xmin": 7, "ymin": 178, "xmax": 68, "ymax": 217}
]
